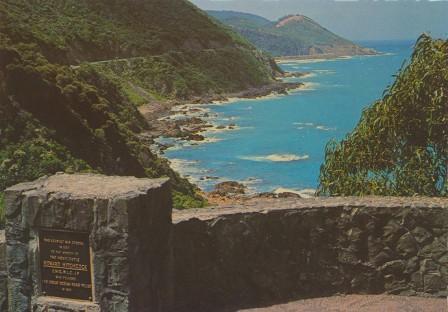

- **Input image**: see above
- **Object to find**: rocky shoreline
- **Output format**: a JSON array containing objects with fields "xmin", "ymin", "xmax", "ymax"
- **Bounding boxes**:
[
  {"xmin": 203, "ymin": 181, "xmax": 314, "ymax": 207},
  {"xmin": 275, "ymin": 50, "xmax": 379, "ymax": 63},
  {"xmin": 138, "ymin": 76, "xmax": 307, "ymax": 204},
  {"xmin": 139, "ymin": 80, "xmax": 304, "ymax": 149}
]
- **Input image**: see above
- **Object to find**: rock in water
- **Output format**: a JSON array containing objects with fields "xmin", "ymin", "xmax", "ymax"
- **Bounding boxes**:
[{"xmin": 211, "ymin": 181, "xmax": 247, "ymax": 196}]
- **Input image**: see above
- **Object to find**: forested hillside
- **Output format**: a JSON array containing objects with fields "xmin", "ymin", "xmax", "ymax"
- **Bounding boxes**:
[
  {"xmin": 208, "ymin": 11, "xmax": 376, "ymax": 57},
  {"xmin": 319, "ymin": 35, "xmax": 447, "ymax": 197},
  {"xmin": 1, "ymin": 0, "xmax": 278, "ymax": 101},
  {"xmin": 0, "ymin": 0, "xmax": 281, "ymax": 222},
  {"xmin": 0, "ymin": 44, "xmax": 202, "ymax": 214}
]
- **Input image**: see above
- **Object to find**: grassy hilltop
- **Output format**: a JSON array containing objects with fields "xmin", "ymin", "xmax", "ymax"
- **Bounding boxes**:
[{"xmin": 0, "ymin": 0, "xmax": 280, "ymax": 220}]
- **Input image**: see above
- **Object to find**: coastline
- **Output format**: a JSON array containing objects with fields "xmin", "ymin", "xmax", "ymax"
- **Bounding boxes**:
[
  {"xmin": 275, "ymin": 50, "xmax": 380, "ymax": 63},
  {"xmin": 139, "ymin": 79, "xmax": 304, "ymax": 143},
  {"xmin": 138, "ymin": 77, "xmax": 309, "ymax": 203},
  {"xmin": 140, "ymin": 48, "xmax": 384, "ymax": 203},
  {"xmin": 140, "ymin": 45, "xmax": 400, "ymax": 205}
]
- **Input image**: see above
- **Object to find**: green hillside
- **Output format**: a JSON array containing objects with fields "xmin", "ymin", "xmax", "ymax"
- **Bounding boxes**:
[
  {"xmin": 0, "ymin": 0, "xmax": 281, "ymax": 218},
  {"xmin": 208, "ymin": 11, "xmax": 377, "ymax": 57},
  {"xmin": 0, "ymin": 44, "xmax": 202, "ymax": 211},
  {"xmin": 319, "ymin": 35, "xmax": 447, "ymax": 197},
  {"xmin": 1, "ymin": 1, "xmax": 278, "ymax": 101}
]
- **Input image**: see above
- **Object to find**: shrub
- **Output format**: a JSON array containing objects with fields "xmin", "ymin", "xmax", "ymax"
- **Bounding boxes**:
[{"xmin": 318, "ymin": 35, "xmax": 448, "ymax": 197}]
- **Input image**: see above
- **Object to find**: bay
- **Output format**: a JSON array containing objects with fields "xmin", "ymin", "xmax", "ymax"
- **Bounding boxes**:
[{"xmin": 163, "ymin": 40, "xmax": 415, "ymax": 194}]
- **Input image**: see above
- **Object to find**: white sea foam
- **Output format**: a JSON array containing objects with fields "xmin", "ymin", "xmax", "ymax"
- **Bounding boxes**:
[
  {"xmin": 296, "ymin": 72, "xmax": 316, "ymax": 79},
  {"xmin": 316, "ymin": 125, "xmax": 336, "ymax": 131},
  {"xmin": 172, "ymin": 104, "xmax": 209, "ymax": 112},
  {"xmin": 240, "ymin": 154, "xmax": 310, "ymax": 163},
  {"xmin": 162, "ymin": 136, "xmax": 223, "ymax": 152},
  {"xmin": 220, "ymin": 116, "xmax": 240, "ymax": 121},
  {"xmin": 282, "ymin": 77, "xmax": 301, "ymax": 83},
  {"xmin": 203, "ymin": 125, "xmax": 241, "ymax": 134},
  {"xmin": 313, "ymin": 69, "xmax": 336, "ymax": 74},
  {"xmin": 238, "ymin": 177, "xmax": 264, "ymax": 194},
  {"xmin": 187, "ymin": 137, "xmax": 222, "ymax": 146},
  {"xmin": 285, "ymin": 59, "xmax": 331, "ymax": 64},
  {"xmin": 210, "ymin": 97, "xmax": 241, "ymax": 105},
  {"xmin": 363, "ymin": 52, "xmax": 395, "ymax": 58},
  {"xmin": 276, "ymin": 62, "xmax": 302, "ymax": 66},
  {"xmin": 168, "ymin": 158, "xmax": 218, "ymax": 186},
  {"xmin": 210, "ymin": 83, "xmax": 305, "ymax": 106},
  {"xmin": 279, "ymin": 55, "xmax": 355, "ymax": 65},
  {"xmin": 168, "ymin": 159, "xmax": 201, "ymax": 177},
  {"xmin": 294, "ymin": 122, "xmax": 336, "ymax": 131},
  {"xmin": 294, "ymin": 122, "xmax": 314, "ymax": 126},
  {"xmin": 292, "ymin": 82, "xmax": 319, "ymax": 92},
  {"xmin": 273, "ymin": 188, "xmax": 316, "ymax": 198}
]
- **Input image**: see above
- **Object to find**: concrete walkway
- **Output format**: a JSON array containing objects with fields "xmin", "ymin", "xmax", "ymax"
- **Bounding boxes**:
[{"xmin": 238, "ymin": 295, "xmax": 447, "ymax": 312}]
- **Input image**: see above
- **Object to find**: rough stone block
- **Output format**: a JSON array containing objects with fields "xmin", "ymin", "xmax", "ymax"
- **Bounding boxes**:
[
  {"xmin": 421, "ymin": 259, "xmax": 439, "ymax": 273},
  {"xmin": 33, "ymin": 297, "xmax": 100, "ymax": 312},
  {"xmin": 424, "ymin": 273, "xmax": 443, "ymax": 293},
  {"xmin": 404, "ymin": 256, "xmax": 419, "ymax": 274},
  {"xmin": 5, "ymin": 174, "xmax": 171, "ymax": 312},
  {"xmin": 380, "ymin": 260, "xmax": 405, "ymax": 275},
  {"xmin": 412, "ymin": 226, "xmax": 432, "ymax": 244},
  {"xmin": 171, "ymin": 197, "xmax": 448, "ymax": 311},
  {"xmin": 396, "ymin": 232, "xmax": 418, "ymax": 257},
  {"xmin": 411, "ymin": 271, "xmax": 424, "ymax": 291},
  {"xmin": 0, "ymin": 231, "xmax": 7, "ymax": 311}
]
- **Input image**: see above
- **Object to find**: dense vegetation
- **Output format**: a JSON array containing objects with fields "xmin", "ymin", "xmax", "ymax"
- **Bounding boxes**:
[
  {"xmin": 0, "ymin": 1, "xmax": 277, "ymax": 101},
  {"xmin": 0, "ymin": 44, "xmax": 204, "ymax": 212},
  {"xmin": 1, "ymin": 0, "xmax": 249, "ymax": 62},
  {"xmin": 318, "ymin": 35, "xmax": 447, "ymax": 197},
  {"xmin": 93, "ymin": 48, "xmax": 274, "ymax": 102},
  {"xmin": 0, "ymin": 0, "xmax": 281, "ymax": 220},
  {"xmin": 208, "ymin": 11, "xmax": 375, "ymax": 57}
]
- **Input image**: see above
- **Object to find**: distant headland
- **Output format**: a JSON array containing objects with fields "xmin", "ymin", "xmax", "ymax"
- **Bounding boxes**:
[{"xmin": 208, "ymin": 11, "xmax": 378, "ymax": 58}]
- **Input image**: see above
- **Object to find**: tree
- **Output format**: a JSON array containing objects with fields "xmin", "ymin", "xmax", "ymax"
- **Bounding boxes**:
[{"xmin": 318, "ymin": 35, "xmax": 448, "ymax": 197}]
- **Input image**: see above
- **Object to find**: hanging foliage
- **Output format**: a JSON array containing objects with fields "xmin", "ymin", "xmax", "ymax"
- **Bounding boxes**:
[{"xmin": 318, "ymin": 34, "xmax": 448, "ymax": 197}]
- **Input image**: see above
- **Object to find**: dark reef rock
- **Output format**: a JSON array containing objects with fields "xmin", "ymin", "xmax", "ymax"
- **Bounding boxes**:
[{"xmin": 211, "ymin": 181, "xmax": 247, "ymax": 196}]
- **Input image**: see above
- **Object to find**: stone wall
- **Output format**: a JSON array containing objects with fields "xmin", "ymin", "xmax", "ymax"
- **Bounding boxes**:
[
  {"xmin": 0, "ymin": 230, "xmax": 6, "ymax": 311},
  {"xmin": 4, "ymin": 174, "xmax": 172, "ymax": 312},
  {"xmin": 171, "ymin": 197, "xmax": 448, "ymax": 311},
  {"xmin": 2, "ymin": 175, "xmax": 447, "ymax": 312}
]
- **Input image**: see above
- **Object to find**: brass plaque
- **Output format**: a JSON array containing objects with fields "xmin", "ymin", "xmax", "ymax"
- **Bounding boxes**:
[{"xmin": 39, "ymin": 229, "xmax": 93, "ymax": 301}]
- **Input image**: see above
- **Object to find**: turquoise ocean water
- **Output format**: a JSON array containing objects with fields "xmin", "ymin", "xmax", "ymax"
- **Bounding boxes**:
[{"xmin": 162, "ymin": 41, "xmax": 415, "ymax": 194}]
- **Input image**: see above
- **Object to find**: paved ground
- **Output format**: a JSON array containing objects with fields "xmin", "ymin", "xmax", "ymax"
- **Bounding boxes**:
[{"xmin": 238, "ymin": 295, "xmax": 447, "ymax": 312}]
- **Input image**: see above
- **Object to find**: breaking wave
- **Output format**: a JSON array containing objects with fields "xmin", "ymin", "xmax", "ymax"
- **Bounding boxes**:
[
  {"xmin": 294, "ymin": 122, "xmax": 336, "ymax": 131},
  {"xmin": 240, "ymin": 154, "xmax": 310, "ymax": 162}
]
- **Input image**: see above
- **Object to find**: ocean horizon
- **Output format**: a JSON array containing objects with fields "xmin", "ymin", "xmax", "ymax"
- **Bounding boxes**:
[{"xmin": 160, "ymin": 40, "xmax": 415, "ymax": 194}]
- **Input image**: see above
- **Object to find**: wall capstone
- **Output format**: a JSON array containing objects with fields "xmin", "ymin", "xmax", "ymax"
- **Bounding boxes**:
[
  {"xmin": 3, "ymin": 175, "xmax": 447, "ymax": 312},
  {"xmin": 0, "ymin": 230, "xmax": 6, "ymax": 311},
  {"xmin": 4, "ymin": 173, "xmax": 172, "ymax": 312},
  {"xmin": 171, "ymin": 197, "xmax": 448, "ymax": 311}
]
